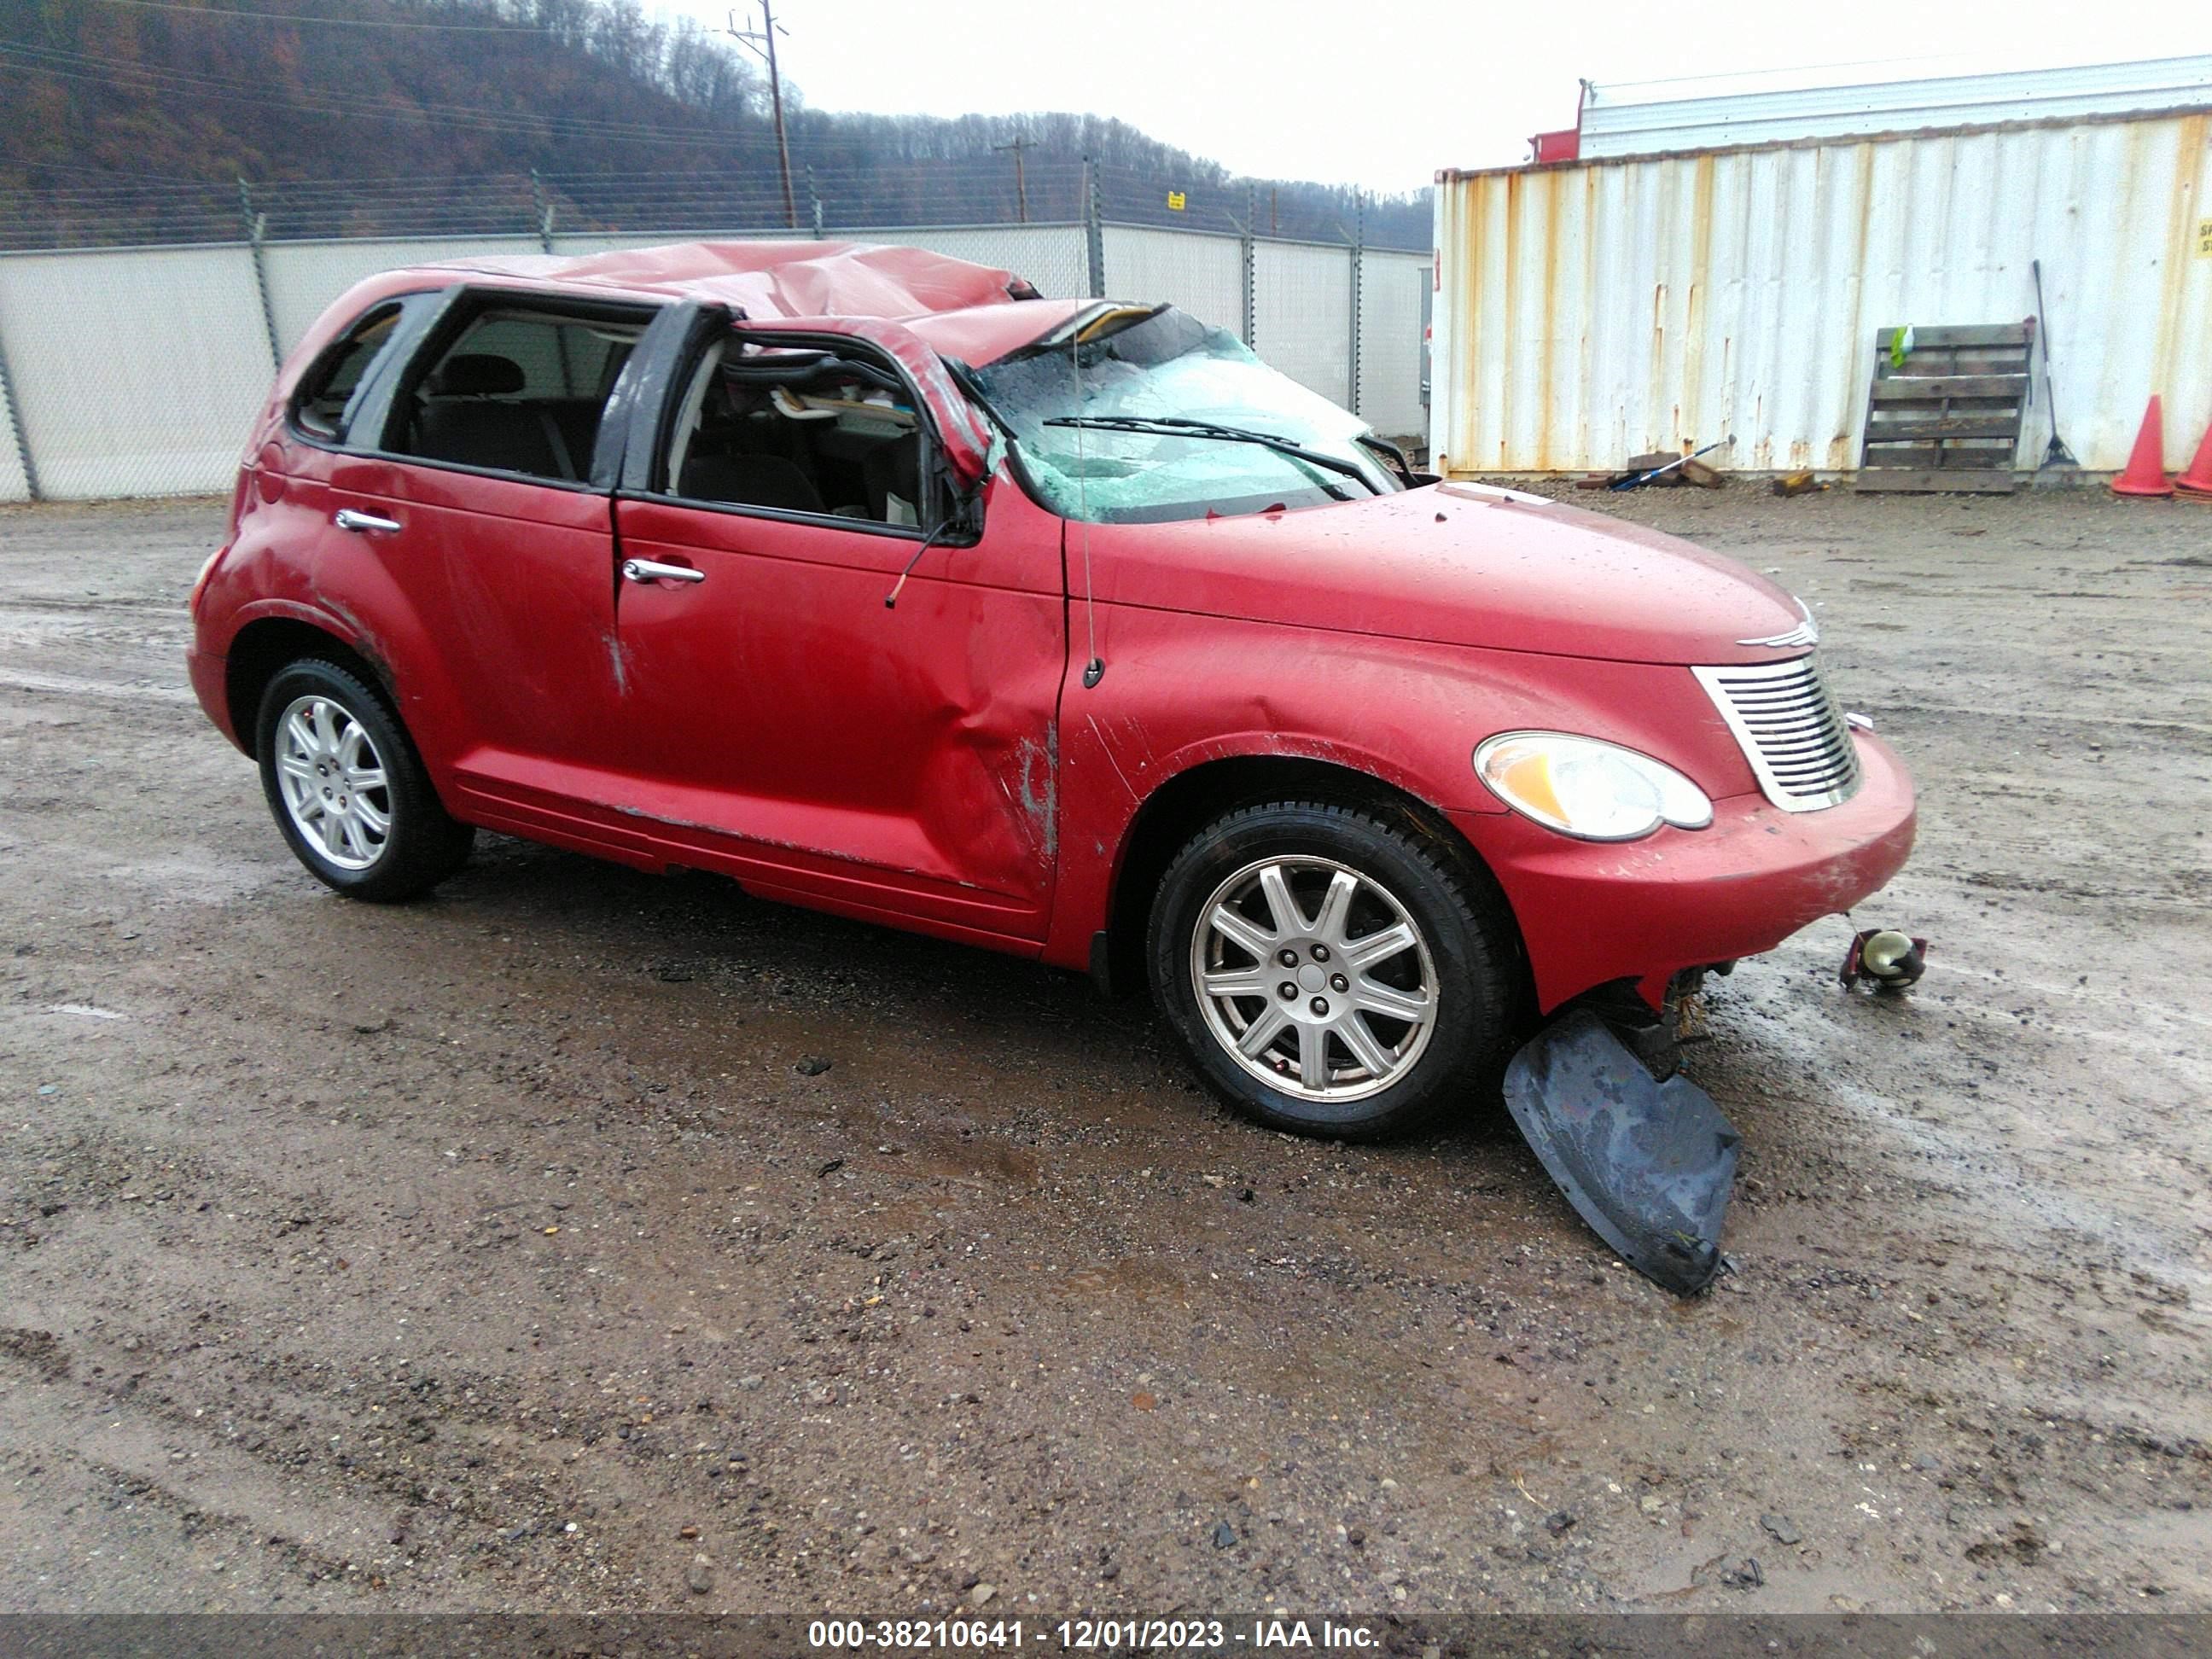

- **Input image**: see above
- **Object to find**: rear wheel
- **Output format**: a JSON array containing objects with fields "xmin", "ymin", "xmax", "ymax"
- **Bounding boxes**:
[
  {"xmin": 1148, "ymin": 800, "xmax": 1519, "ymax": 1140},
  {"xmin": 255, "ymin": 659, "xmax": 473, "ymax": 901}
]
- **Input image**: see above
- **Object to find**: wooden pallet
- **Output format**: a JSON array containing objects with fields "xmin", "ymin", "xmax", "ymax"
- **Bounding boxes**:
[{"xmin": 1855, "ymin": 322, "xmax": 2034, "ymax": 493}]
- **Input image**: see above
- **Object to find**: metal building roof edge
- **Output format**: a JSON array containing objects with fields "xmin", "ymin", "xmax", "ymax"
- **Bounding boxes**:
[{"xmin": 1435, "ymin": 97, "xmax": 2212, "ymax": 183}]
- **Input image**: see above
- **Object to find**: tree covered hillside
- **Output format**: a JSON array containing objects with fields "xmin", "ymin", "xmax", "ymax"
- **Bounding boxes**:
[{"xmin": 0, "ymin": 0, "xmax": 1429, "ymax": 247}]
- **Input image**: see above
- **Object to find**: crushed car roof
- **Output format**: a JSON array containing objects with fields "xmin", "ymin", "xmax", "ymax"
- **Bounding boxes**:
[{"xmin": 417, "ymin": 240, "xmax": 1086, "ymax": 364}]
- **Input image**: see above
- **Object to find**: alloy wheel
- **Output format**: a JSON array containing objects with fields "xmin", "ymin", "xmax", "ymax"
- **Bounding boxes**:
[
  {"xmin": 273, "ymin": 693, "xmax": 392, "ymax": 872},
  {"xmin": 1188, "ymin": 854, "xmax": 1438, "ymax": 1103}
]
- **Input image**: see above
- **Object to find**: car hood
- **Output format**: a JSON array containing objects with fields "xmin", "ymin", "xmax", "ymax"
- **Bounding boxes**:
[{"xmin": 1083, "ymin": 480, "xmax": 1807, "ymax": 666}]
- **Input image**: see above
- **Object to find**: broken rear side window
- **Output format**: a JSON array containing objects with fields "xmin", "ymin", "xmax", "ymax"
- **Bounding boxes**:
[{"xmin": 291, "ymin": 300, "xmax": 411, "ymax": 443}]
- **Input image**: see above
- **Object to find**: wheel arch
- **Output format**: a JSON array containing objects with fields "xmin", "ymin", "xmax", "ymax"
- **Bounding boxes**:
[
  {"xmin": 225, "ymin": 615, "xmax": 393, "ymax": 760},
  {"xmin": 1094, "ymin": 754, "xmax": 1528, "ymax": 1003}
]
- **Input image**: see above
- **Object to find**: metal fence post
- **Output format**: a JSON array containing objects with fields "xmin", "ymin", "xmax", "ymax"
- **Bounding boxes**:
[
  {"xmin": 1083, "ymin": 158, "xmax": 1106, "ymax": 299},
  {"xmin": 1240, "ymin": 183, "xmax": 1256, "ymax": 348},
  {"xmin": 809, "ymin": 167, "xmax": 824, "ymax": 239},
  {"xmin": 529, "ymin": 170, "xmax": 556, "ymax": 253},
  {"xmin": 1347, "ymin": 190, "xmax": 1364, "ymax": 416},
  {"xmin": 0, "ymin": 320, "xmax": 39, "ymax": 502},
  {"xmin": 237, "ymin": 178, "xmax": 282, "ymax": 369}
]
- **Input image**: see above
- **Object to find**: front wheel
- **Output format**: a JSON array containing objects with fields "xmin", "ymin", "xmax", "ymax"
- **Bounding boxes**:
[
  {"xmin": 255, "ymin": 659, "xmax": 474, "ymax": 901},
  {"xmin": 1147, "ymin": 801, "xmax": 1521, "ymax": 1140}
]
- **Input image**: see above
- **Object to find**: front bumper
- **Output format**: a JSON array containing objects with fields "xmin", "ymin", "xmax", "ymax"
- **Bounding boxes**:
[{"xmin": 1454, "ymin": 731, "xmax": 1918, "ymax": 1012}]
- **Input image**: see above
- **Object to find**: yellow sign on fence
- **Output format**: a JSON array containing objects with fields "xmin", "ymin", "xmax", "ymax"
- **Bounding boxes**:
[
  {"xmin": 2197, "ymin": 217, "xmax": 2212, "ymax": 258},
  {"xmin": 1167, "ymin": 190, "xmax": 1186, "ymax": 212}
]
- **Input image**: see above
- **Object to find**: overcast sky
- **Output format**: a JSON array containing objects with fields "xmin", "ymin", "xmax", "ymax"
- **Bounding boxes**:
[{"xmin": 666, "ymin": 0, "xmax": 2212, "ymax": 193}]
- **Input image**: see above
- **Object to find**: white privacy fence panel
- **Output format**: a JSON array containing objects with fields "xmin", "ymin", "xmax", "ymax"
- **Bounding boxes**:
[
  {"xmin": 1099, "ymin": 225, "xmax": 1244, "ymax": 335},
  {"xmin": 0, "ymin": 245, "xmax": 273, "ymax": 499},
  {"xmin": 265, "ymin": 236, "xmax": 541, "ymax": 353},
  {"xmin": 1252, "ymin": 240, "xmax": 1354, "ymax": 407},
  {"xmin": 846, "ymin": 224, "xmax": 1091, "ymax": 300},
  {"xmin": 1359, "ymin": 251, "xmax": 1430, "ymax": 440},
  {"xmin": 0, "ymin": 220, "xmax": 1430, "ymax": 502}
]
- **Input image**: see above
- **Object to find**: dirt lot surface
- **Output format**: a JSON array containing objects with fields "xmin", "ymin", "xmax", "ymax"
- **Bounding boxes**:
[{"xmin": 0, "ymin": 486, "xmax": 2207, "ymax": 1619}]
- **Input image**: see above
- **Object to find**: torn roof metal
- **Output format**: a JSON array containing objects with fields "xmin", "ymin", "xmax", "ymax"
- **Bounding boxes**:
[
  {"xmin": 901, "ymin": 298, "xmax": 1090, "ymax": 367},
  {"xmin": 427, "ymin": 239, "xmax": 1032, "ymax": 316},
  {"xmin": 362, "ymin": 239, "xmax": 1092, "ymax": 369}
]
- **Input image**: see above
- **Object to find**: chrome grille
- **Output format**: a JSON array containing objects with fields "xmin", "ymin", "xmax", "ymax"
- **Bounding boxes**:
[{"xmin": 1693, "ymin": 655, "xmax": 1861, "ymax": 812}]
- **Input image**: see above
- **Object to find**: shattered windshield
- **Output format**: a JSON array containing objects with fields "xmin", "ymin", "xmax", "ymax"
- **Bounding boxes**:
[{"xmin": 969, "ymin": 306, "xmax": 1400, "ymax": 523}]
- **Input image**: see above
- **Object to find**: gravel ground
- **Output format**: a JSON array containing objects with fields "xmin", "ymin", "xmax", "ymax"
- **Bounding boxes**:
[{"xmin": 0, "ymin": 485, "xmax": 2206, "ymax": 1617}]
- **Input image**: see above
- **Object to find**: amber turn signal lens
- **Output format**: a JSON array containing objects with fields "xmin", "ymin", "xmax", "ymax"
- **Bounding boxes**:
[{"xmin": 1474, "ymin": 731, "xmax": 1713, "ymax": 842}]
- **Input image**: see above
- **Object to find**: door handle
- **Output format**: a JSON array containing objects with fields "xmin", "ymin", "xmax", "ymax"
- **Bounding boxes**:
[
  {"xmin": 622, "ymin": 558, "xmax": 707, "ymax": 585},
  {"xmin": 333, "ymin": 508, "xmax": 402, "ymax": 534}
]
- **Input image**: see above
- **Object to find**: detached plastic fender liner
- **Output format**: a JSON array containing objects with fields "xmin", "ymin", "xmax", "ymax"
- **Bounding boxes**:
[{"xmin": 1502, "ymin": 1009, "xmax": 1740, "ymax": 1295}]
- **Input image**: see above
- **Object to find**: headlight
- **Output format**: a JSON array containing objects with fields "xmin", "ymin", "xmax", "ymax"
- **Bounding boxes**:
[{"xmin": 1474, "ymin": 731, "xmax": 1713, "ymax": 841}]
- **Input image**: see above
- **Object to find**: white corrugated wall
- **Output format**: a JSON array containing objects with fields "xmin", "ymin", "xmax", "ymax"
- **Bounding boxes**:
[
  {"xmin": 1431, "ymin": 110, "xmax": 2212, "ymax": 475},
  {"xmin": 1358, "ymin": 251, "xmax": 1431, "ymax": 441}
]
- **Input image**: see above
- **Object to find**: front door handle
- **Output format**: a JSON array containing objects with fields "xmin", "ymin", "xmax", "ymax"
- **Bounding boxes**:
[
  {"xmin": 334, "ymin": 508, "xmax": 402, "ymax": 534},
  {"xmin": 622, "ymin": 558, "xmax": 707, "ymax": 585}
]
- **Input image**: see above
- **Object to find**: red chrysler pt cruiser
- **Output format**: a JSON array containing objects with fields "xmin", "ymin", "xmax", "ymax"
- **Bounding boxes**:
[{"xmin": 188, "ymin": 242, "xmax": 1916, "ymax": 1139}]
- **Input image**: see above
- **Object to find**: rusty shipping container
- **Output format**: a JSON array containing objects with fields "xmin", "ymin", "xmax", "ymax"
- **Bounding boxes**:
[{"xmin": 1429, "ymin": 108, "xmax": 2212, "ymax": 477}]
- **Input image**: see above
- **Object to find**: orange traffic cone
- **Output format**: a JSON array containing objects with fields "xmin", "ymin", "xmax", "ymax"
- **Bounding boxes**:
[
  {"xmin": 2175, "ymin": 416, "xmax": 2212, "ymax": 497},
  {"xmin": 2110, "ymin": 396, "xmax": 2174, "ymax": 498}
]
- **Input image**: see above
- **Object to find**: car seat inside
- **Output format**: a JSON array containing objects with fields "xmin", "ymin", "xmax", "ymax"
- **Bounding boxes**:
[
  {"xmin": 400, "ymin": 309, "xmax": 641, "ymax": 483},
  {"xmin": 666, "ymin": 343, "xmax": 925, "ymax": 527}
]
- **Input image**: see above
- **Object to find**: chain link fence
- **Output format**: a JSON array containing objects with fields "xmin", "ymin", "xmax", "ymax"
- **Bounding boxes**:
[{"xmin": 0, "ymin": 180, "xmax": 1429, "ymax": 501}]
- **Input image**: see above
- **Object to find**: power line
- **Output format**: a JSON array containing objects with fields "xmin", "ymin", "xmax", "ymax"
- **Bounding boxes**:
[
  {"xmin": 83, "ymin": 0, "xmax": 553, "ymax": 32},
  {"xmin": 0, "ymin": 42, "xmax": 1271, "ymax": 166},
  {"xmin": 0, "ymin": 49, "xmax": 773, "ymax": 148},
  {"xmin": 0, "ymin": 45, "xmax": 1013, "ymax": 158}
]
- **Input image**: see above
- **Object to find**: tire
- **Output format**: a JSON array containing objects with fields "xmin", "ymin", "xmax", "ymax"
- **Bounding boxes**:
[
  {"xmin": 255, "ymin": 658, "xmax": 474, "ymax": 901},
  {"xmin": 1147, "ymin": 800, "xmax": 1520, "ymax": 1140}
]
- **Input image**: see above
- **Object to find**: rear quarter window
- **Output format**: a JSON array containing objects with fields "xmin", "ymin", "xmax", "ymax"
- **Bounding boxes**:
[{"xmin": 290, "ymin": 300, "xmax": 415, "ymax": 443}]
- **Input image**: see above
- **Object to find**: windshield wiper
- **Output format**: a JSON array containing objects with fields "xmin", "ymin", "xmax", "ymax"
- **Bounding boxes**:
[
  {"xmin": 1041, "ymin": 415, "xmax": 1378, "ymax": 497},
  {"xmin": 1358, "ymin": 432, "xmax": 1418, "ymax": 485}
]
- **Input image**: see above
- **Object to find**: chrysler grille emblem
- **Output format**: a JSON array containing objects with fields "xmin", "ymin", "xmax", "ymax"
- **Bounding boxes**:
[{"xmin": 1738, "ymin": 601, "xmax": 1819, "ymax": 650}]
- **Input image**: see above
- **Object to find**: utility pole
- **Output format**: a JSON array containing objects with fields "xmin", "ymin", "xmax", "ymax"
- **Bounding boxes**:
[
  {"xmin": 992, "ymin": 132, "xmax": 1033, "ymax": 223},
  {"xmin": 726, "ymin": 2, "xmax": 798, "ymax": 230}
]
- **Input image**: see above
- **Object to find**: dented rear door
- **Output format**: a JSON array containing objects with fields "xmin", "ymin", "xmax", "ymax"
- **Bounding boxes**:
[{"xmin": 249, "ymin": 288, "xmax": 632, "ymax": 806}]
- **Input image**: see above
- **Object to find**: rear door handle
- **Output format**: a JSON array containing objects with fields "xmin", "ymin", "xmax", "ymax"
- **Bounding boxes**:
[
  {"xmin": 334, "ymin": 508, "xmax": 402, "ymax": 534},
  {"xmin": 622, "ymin": 558, "xmax": 706, "ymax": 585}
]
